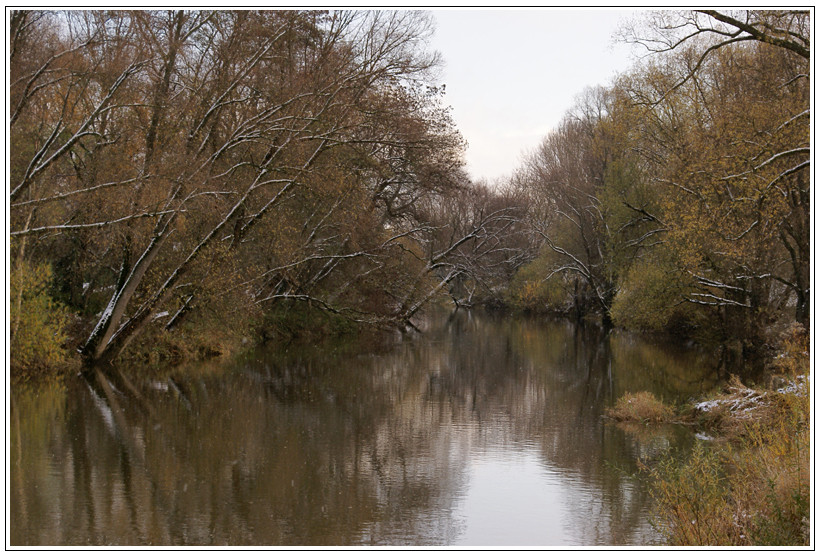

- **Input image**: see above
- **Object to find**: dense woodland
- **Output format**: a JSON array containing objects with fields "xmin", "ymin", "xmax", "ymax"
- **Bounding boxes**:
[{"xmin": 9, "ymin": 10, "xmax": 810, "ymax": 377}]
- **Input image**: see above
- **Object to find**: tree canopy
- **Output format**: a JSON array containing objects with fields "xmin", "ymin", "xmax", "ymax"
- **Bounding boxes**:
[{"xmin": 9, "ymin": 9, "xmax": 810, "ymax": 375}]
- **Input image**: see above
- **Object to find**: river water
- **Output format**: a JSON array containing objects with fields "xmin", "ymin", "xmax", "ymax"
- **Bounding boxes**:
[{"xmin": 10, "ymin": 310, "xmax": 722, "ymax": 546}]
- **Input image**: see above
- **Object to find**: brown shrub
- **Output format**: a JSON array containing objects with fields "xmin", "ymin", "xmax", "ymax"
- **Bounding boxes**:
[
  {"xmin": 606, "ymin": 391, "xmax": 675, "ymax": 423},
  {"xmin": 647, "ymin": 328, "xmax": 810, "ymax": 546}
]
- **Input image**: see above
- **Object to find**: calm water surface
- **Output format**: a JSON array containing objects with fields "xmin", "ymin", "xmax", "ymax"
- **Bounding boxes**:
[{"xmin": 10, "ymin": 310, "xmax": 721, "ymax": 546}]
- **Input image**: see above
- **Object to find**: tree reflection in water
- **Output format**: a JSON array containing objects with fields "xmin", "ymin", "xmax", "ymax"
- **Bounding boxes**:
[{"xmin": 10, "ymin": 310, "xmax": 718, "ymax": 546}]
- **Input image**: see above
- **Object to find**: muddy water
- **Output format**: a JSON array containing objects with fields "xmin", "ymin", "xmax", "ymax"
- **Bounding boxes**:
[{"xmin": 10, "ymin": 310, "xmax": 720, "ymax": 546}]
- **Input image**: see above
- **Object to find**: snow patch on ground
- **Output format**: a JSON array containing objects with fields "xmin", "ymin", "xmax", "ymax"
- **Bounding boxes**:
[
  {"xmin": 694, "ymin": 399, "xmax": 721, "ymax": 412},
  {"xmin": 694, "ymin": 375, "xmax": 807, "ymax": 419},
  {"xmin": 777, "ymin": 374, "xmax": 807, "ymax": 395}
]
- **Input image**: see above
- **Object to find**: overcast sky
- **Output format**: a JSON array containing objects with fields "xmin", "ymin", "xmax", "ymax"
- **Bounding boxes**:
[{"xmin": 428, "ymin": 9, "xmax": 640, "ymax": 184}]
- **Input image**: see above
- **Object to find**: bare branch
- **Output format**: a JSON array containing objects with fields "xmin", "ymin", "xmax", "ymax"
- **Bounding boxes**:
[{"xmin": 10, "ymin": 210, "xmax": 176, "ymax": 237}]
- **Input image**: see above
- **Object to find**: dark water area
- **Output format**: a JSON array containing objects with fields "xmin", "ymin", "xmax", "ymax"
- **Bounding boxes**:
[{"xmin": 9, "ymin": 310, "xmax": 723, "ymax": 546}]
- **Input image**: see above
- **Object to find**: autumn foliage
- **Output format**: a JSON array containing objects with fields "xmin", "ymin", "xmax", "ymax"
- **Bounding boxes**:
[
  {"xmin": 8, "ymin": 10, "xmax": 810, "ymax": 375},
  {"xmin": 9, "ymin": 10, "xmax": 532, "ymax": 371},
  {"xmin": 10, "ymin": 262, "xmax": 73, "ymax": 379},
  {"xmin": 507, "ymin": 10, "xmax": 809, "ymax": 351}
]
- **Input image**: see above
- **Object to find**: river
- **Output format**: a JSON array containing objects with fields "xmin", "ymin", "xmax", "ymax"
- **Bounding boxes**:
[{"xmin": 9, "ymin": 309, "xmax": 722, "ymax": 546}]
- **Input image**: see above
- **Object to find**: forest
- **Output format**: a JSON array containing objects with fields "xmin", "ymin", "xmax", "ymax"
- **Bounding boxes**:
[{"xmin": 9, "ymin": 9, "xmax": 810, "ymax": 377}]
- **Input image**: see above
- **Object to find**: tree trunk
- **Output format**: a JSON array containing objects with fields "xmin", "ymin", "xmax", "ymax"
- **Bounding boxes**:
[{"xmin": 81, "ymin": 229, "xmax": 170, "ymax": 364}]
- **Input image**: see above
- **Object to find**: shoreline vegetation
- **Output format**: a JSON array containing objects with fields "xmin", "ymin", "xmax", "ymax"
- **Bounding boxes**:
[
  {"xmin": 8, "ymin": 10, "xmax": 810, "ymax": 548},
  {"xmin": 10, "ymin": 10, "xmax": 809, "ymax": 379},
  {"xmin": 12, "ymin": 303, "xmax": 810, "ymax": 547},
  {"xmin": 605, "ymin": 324, "xmax": 810, "ymax": 546}
]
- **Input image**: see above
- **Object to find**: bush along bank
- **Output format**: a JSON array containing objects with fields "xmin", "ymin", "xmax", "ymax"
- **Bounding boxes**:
[{"xmin": 606, "ymin": 325, "xmax": 810, "ymax": 546}]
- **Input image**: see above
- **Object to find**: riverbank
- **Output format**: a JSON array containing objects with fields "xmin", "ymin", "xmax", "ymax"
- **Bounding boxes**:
[
  {"xmin": 606, "ymin": 325, "xmax": 810, "ymax": 546},
  {"xmin": 9, "ymin": 296, "xmax": 374, "ymax": 383}
]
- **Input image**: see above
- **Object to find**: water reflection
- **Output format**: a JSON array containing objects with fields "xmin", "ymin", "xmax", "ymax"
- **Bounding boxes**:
[{"xmin": 10, "ymin": 310, "xmax": 719, "ymax": 546}]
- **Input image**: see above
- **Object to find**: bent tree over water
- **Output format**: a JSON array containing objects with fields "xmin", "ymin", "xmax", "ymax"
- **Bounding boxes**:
[{"xmin": 9, "ymin": 9, "xmax": 809, "ymax": 548}]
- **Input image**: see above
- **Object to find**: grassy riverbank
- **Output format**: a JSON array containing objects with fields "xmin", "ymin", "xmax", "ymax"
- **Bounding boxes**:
[{"xmin": 607, "ymin": 325, "xmax": 810, "ymax": 546}]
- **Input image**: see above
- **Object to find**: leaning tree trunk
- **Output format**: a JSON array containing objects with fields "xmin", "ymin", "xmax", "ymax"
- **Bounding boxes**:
[{"xmin": 81, "ymin": 229, "xmax": 170, "ymax": 364}]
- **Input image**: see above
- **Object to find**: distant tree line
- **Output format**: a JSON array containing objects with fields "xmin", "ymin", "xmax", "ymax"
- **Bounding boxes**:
[
  {"xmin": 8, "ymin": 10, "xmax": 810, "ymax": 376},
  {"xmin": 506, "ymin": 10, "xmax": 809, "ymax": 351}
]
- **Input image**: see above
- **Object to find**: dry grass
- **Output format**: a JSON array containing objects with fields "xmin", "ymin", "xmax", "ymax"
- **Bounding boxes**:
[
  {"xmin": 648, "ymin": 394, "xmax": 809, "ymax": 545},
  {"xmin": 691, "ymin": 375, "xmax": 804, "ymax": 437},
  {"xmin": 606, "ymin": 391, "xmax": 676, "ymax": 423},
  {"xmin": 645, "ymin": 325, "xmax": 810, "ymax": 546}
]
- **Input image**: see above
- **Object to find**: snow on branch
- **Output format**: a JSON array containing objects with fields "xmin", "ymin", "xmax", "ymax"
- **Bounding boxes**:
[{"xmin": 10, "ymin": 210, "xmax": 176, "ymax": 237}]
